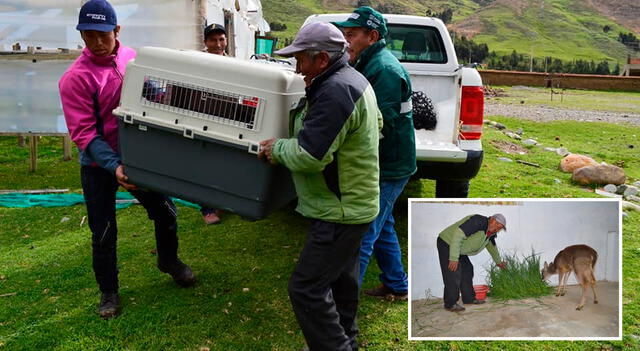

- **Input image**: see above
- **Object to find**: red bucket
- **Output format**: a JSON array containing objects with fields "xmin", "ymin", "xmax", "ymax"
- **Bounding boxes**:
[{"xmin": 473, "ymin": 285, "xmax": 489, "ymax": 300}]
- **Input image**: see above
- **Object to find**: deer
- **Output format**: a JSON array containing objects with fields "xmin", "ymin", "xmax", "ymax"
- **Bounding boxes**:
[{"xmin": 541, "ymin": 244, "xmax": 598, "ymax": 310}]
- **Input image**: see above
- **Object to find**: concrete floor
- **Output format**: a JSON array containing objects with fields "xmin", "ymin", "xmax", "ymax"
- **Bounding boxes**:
[{"xmin": 411, "ymin": 282, "xmax": 619, "ymax": 337}]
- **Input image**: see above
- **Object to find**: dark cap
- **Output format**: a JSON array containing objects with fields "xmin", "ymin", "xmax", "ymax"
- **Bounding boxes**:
[
  {"xmin": 76, "ymin": 0, "xmax": 117, "ymax": 32},
  {"xmin": 204, "ymin": 23, "xmax": 226, "ymax": 38},
  {"xmin": 332, "ymin": 6, "xmax": 387, "ymax": 37},
  {"xmin": 275, "ymin": 22, "xmax": 347, "ymax": 57}
]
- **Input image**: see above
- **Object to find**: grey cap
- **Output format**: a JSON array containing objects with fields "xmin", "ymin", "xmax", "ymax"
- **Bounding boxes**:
[
  {"xmin": 275, "ymin": 22, "xmax": 347, "ymax": 57},
  {"xmin": 492, "ymin": 213, "xmax": 507, "ymax": 230}
]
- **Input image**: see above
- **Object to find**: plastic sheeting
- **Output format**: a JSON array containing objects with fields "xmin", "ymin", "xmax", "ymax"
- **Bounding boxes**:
[
  {"xmin": 0, "ymin": 60, "xmax": 70, "ymax": 133},
  {"xmin": 0, "ymin": 0, "xmax": 268, "ymax": 133},
  {"xmin": 0, "ymin": 0, "xmax": 268, "ymax": 55},
  {"xmin": 0, "ymin": 191, "xmax": 200, "ymax": 209},
  {"xmin": 0, "ymin": 0, "xmax": 200, "ymax": 50}
]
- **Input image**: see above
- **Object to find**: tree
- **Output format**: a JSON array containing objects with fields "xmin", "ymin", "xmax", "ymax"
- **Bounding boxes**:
[
  {"xmin": 612, "ymin": 62, "xmax": 620, "ymax": 76},
  {"xmin": 452, "ymin": 34, "xmax": 489, "ymax": 63},
  {"xmin": 594, "ymin": 60, "xmax": 610, "ymax": 75},
  {"xmin": 269, "ymin": 22, "xmax": 287, "ymax": 31},
  {"xmin": 426, "ymin": 8, "xmax": 453, "ymax": 24},
  {"xmin": 603, "ymin": 25, "xmax": 611, "ymax": 33}
]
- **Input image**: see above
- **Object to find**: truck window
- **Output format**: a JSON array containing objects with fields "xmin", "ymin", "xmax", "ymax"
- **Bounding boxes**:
[{"xmin": 386, "ymin": 24, "xmax": 447, "ymax": 64}]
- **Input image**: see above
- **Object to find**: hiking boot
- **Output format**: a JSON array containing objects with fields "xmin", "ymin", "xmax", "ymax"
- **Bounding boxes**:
[
  {"xmin": 363, "ymin": 283, "xmax": 408, "ymax": 301},
  {"xmin": 445, "ymin": 303, "xmax": 465, "ymax": 312},
  {"xmin": 98, "ymin": 292, "xmax": 121, "ymax": 319},
  {"xmin": 464, "ymin": 299, "xmax": 486, "ymax": 305},
  {"xmin": 202, "ymin": 211, "xmax": 221, "ymax": 225},
  {"xmin": 158, "ymin": 259, "xmax": 196, "ymax": 287}
]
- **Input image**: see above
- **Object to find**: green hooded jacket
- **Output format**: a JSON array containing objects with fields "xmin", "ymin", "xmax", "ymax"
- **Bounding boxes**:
[
  {"xmin": 272, "ymin": 54, "xmax": 382, "ymax": 224},
  {"xmin": 353, "ymin": 39, "xmax": 416, "ymax": 180},
  {"xmin": 438, "ymin": 214, "xmax": 502, "ymax": 264}
]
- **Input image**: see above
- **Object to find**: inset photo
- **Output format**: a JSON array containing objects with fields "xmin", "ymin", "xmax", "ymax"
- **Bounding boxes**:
[{"xmin": 409, "ymin": 199, "xmax": 621, "ymax": 340}]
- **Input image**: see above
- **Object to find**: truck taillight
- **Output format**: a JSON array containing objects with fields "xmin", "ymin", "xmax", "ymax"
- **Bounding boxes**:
[{"xmin": 459, "ymin": 86, "xmax": 484, "ymax": 140}]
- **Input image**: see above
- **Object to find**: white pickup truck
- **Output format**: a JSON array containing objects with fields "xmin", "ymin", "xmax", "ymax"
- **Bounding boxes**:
[{"xmin": 303, "ymin": 14, "xmax": 484, "ymax": 197}]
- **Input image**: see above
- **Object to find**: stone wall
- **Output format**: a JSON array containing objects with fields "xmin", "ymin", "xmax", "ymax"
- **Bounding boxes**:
[{"xmin": 479, "ymin": 69, "xmax": 640, "ymax": 92}]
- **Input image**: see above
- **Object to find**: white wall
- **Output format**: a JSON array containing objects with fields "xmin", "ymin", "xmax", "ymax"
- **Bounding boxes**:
[{"xmin": 410, "ymin": 200, "xmax": 620, "ymax": 301}]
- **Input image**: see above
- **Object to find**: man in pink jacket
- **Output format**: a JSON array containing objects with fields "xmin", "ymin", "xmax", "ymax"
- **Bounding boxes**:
[{"xmin": 59, "ymin": 0, "xmax": 195, "ymax": 319}]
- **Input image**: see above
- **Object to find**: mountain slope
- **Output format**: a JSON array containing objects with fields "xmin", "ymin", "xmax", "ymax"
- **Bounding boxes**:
[
  {"xmin": 450, "ymin": 0, "xmax": 637, "ymax": 62},
  {"xmin": 261, "ymin": 0, "xmax": 639, "ymax": 63}
]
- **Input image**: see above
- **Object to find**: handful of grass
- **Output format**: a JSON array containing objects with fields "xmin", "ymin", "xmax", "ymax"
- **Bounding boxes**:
[{"xmin": 487, "ymin": 249, "xmax": 553, "ymax": 300}]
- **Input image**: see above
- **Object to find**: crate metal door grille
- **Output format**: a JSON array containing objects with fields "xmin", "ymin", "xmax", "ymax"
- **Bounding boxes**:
[{"xmin": 140, "ymin": 76, "xmax": 261, "ymax": 130}]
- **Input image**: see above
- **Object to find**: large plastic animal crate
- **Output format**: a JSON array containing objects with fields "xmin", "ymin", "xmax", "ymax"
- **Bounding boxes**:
[{"xmin": 113, "ymin": 47, "xmax": 305, "ymax": 220}]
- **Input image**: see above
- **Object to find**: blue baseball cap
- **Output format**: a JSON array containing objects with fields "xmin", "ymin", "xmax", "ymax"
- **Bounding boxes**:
[{"xmin": 76, "ymin": 0, "xmax": 117, "ymax": 32}]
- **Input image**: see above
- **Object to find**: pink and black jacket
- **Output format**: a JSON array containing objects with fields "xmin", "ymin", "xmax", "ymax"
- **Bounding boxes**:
[{"xmin": 59, "ymin": 40, "xmax": 136, "ymax": 174}]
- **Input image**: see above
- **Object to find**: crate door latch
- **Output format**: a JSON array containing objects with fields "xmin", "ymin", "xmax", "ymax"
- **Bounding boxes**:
[{"xmin": 248, "ymin": 142, "xmax": 260, "ymax": 155}]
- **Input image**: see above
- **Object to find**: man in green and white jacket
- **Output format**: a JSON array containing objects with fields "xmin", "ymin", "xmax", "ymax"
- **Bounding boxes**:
[
  {"xmin": 259, "ymin": 22, "xmax": 382, "ymax": 350},
  {"xmin": 437, "ymin": 214, "xmax": 508, "ymax": 312}
]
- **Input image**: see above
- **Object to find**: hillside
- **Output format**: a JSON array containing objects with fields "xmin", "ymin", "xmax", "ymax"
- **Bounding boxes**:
[{"xmin": 261, "ymin": 0, "xmax": 639, "ymax": 64}]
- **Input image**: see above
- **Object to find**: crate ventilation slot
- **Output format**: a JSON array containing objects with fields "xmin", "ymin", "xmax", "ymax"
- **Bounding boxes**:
[{"xmin": 140, "ymin": 76, "xmax": 261, "ymax": 131}]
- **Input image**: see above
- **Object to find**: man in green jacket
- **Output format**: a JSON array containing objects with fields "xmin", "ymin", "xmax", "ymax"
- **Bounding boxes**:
[
  {"xmin": 334, "ymin": 6, "xmax": 416, "ymax": 300},
  {"xmin": 259, "ymin": 22, "xmax": 382, "ymax": 350},
  {"xmin": 437, "ymin": 214, "xmax": 508, "ymax": 312}
]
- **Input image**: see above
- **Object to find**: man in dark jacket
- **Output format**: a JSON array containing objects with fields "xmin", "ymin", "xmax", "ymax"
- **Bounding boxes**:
[
  {"xmin": 260, "ymin": 22, "xmax": 382, "ymax": 350},
  {"xmin": 334, "ymin": 6, "xmax": 416, "ymax": 300},
  {"xmin": 437, "ymin": 214, "xmax": 508, "ymax": 312}
]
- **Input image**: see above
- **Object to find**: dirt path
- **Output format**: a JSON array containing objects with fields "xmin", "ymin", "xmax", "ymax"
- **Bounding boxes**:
[
  {"xmin": 411, "ymin": 282, "xmax": 619, "ymax": 338},
  {"xmin": 485, "ymin": 102, "xmax": 640, "ymax": 126}
]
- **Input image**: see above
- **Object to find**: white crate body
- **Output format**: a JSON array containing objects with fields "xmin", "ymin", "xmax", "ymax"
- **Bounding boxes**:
[{"xmin": 115, "ymin": 46, "xmax": 305, "ymax": 153}]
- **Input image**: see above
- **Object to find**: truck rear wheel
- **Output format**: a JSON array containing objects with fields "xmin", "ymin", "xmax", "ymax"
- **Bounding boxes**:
[{"xmin": 435, "ymin": 180, "xmax": 469, "ymax": 198}]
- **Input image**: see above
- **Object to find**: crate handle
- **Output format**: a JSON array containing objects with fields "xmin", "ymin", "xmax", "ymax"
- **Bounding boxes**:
[
  {"xmin": 248, "ymin": 142, "xmax": 260, "ymax": 155},
  {"xmin": 183, "ymin": 128, "xmax": 194, "ymax": 139},
  {"xmin": 124, "ymin": 114, "xmax": 134, "ymax": 124}
]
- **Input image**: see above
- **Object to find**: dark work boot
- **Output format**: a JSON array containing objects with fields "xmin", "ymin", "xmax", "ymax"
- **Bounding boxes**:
[
  {"xmin": 98, "ymin": 292, "xmax": 121, "ymax": 319},
  {"xmin": 363, "ymin": 283, "xmax": 408, "ymax": 301},
  {"xmin": 158, "ymin": 259, "xmax": 196, "ymax": 287},
  {"xmin": 445, "ymin": 303, "xmax": 466, "ymax": 312}
]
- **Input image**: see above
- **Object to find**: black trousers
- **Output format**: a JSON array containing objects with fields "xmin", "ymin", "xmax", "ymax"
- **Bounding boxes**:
[
  {"xmin": 81, "ymin": 166, "xmax": 179, "ymax": 293},
  {"xmin": 436, "ymin": 237, "xmax": 476, "ymax": 308},
  {"xmin": 288, "ymin": 219, "xmax": 370, "ymax": 351}
]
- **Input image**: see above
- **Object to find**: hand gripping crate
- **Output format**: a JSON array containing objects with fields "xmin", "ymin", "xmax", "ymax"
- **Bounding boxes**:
[{"xmin": 113, "ymin": 47, "xmax": 305, "ymax": 220}]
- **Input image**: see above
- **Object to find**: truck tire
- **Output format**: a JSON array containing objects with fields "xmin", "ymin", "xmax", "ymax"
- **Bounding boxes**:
[{"xmin": 435, "ymin": 179, "xmax": 469, "ymax": 198}]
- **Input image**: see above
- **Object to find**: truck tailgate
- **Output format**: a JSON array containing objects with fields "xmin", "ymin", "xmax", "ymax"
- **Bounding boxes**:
[{"xmin": 415, "ymin": 129, "xmax": 466, "ymax": 162}]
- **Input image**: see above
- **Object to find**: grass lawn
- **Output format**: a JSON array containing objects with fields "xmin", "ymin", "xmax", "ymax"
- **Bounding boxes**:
[
  {"xmin": 1, "ymin": 115, "xmax": 639, "ymax": 350},
  {"xmin": 489, "ymin": 86, "xmax": 640, "ymax": 115}
]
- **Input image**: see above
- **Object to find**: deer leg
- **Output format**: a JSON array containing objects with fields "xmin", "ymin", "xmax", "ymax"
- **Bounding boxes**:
[
  {"xmin": 576, "ymin": 275, "xmax": 588, "ymax": 310},
  {"xmin": 555, "ymin": 272, "xmax": 564, "ymax": 296},
  {"xmin": 591, "ymin": 271, "xmax": 598, "ymax": 304},
  {"xmin": 560, "ymin": 272, "xmax": 571, "ymax": 296}
]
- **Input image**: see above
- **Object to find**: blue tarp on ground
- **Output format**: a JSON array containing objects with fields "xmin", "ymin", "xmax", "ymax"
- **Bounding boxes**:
[{"xmin": 0, "ymin": 192, "xmax": 200, "ymax": 210}]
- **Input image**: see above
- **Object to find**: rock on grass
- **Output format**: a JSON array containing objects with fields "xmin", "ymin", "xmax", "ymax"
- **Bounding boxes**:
[
  {"xmin": 560, "ymin": 154, "xmax": 598, "ymax": 173},
  {"xmin": 572, "ymin": 165, "xmax": 626, "ymax": 185}
]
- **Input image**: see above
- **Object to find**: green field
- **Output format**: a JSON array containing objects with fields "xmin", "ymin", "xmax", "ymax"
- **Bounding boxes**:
[
  {"xmin": 489, "ymin": 86, "xmax": 640, "ymax": 114},
  {"xmin": 261, "ymin": 0, "xmax": 637, "ymax": 63},
  {"xmin": 1, "ymin": 111, "xmax": 639, "ymax": 349}
]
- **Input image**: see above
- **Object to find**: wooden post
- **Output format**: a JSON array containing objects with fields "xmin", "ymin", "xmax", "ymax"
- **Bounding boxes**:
[
  {"xmin": 224, "ymin": 10, "xmax": 236, "ymax": 57},
  {"xmin": 29, "ymin": 135, "xmax": 38, "ymax": 172},
  {"xmin": 18, "ymin": 135, "xmax": 25, "ymax": 147},
  {"xmin": 62, "ymin": 134, "xmax": 72, "ymax": 161},
  {"xmin": 196, "ymin": 0, "xmax": 206, "ymax": 50}
]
